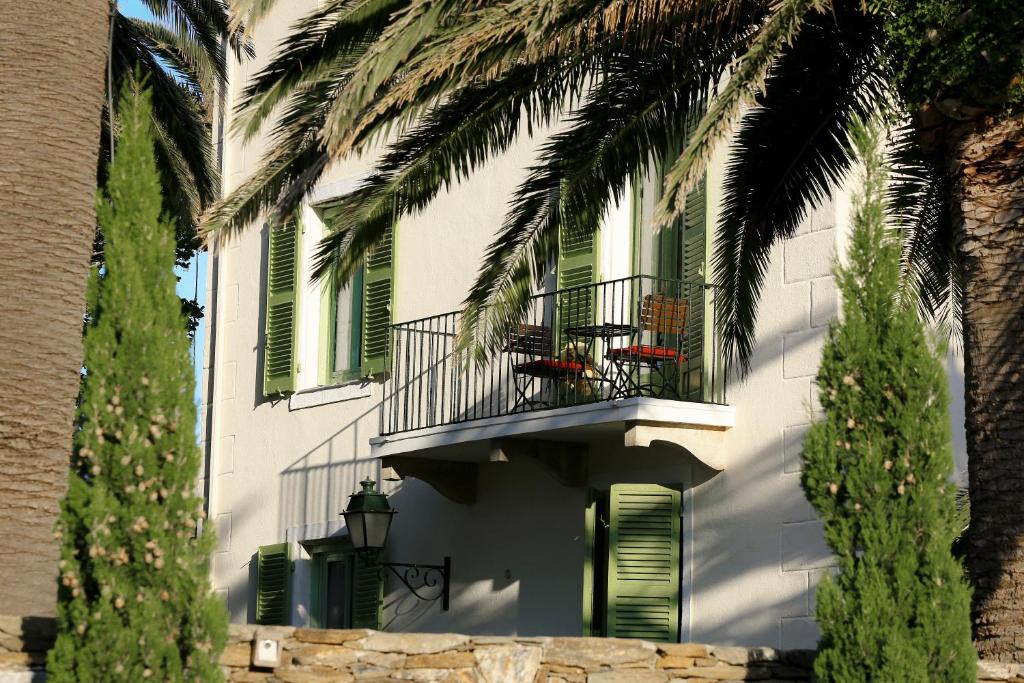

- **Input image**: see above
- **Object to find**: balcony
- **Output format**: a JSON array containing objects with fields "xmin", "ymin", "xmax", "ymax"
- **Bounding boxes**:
[{"xmin": 370, "ymin": 275, "xmax": 734, "ymax": 492}]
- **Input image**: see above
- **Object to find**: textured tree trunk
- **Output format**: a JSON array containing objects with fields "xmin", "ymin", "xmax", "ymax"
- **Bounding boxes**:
[
  {"xmin": 956, "ymin": 110, "xmax": 1024, "ymax": 661},
  {"xmin": 0, "ymin": 1, "xmax": 109, "ymax": 616}
]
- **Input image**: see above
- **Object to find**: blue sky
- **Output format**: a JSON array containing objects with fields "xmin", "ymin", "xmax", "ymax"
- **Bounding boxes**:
[
  {"xmin": 121, "ymin": 0, "xmax": 207, "ymax": 436},
  {"xmin": 120, "ymin": 0, "xmax": 153, "ymax": 21}
]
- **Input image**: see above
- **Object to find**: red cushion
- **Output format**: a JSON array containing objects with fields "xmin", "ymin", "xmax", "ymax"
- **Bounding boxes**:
[
  {"xmin": 514, "ymin": 359, "xmax": 585, "ymax": 376},
  {"xmin": 607, "ymin": 345, "xmax": 683, "ymax": 361}
]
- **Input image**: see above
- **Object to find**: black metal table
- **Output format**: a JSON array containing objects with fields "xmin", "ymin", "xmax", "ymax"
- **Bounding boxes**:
[{"xmin": 564, "ymin": 322, "xmax": 637, "ymax": 399}]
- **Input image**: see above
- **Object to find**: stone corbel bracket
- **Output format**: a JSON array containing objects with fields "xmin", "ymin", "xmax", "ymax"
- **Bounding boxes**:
[
  {"xmin": 624, "ymin": 420, "xmax": 729, "ymax": 471},
  {"xmin": 382, "ymin": 456, "xmax": 478, "ymax": 504},
  {"xmin": 489, "ymin": 438, "xmax": 589, "ymax": 488}
]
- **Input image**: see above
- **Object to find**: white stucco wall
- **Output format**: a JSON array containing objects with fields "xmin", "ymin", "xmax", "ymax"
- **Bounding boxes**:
[{"xmin": 202, "ymin": 2, "xmax": 970, "ymax": 650}]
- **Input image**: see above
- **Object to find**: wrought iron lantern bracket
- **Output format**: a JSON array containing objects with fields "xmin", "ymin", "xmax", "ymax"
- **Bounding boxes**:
[
  {"xmin": 378, "ymin": 557, "xmax": 451, "ymax": 611},
  {"xmin": 342, "ymin": 479, "xmax": 451, "ymax": 612}
]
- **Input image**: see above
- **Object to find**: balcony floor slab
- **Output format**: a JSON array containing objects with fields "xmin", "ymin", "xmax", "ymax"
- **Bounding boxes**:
[{"xmin": 370, "ymin": 397, "xmax": 735, "ymax": 471}]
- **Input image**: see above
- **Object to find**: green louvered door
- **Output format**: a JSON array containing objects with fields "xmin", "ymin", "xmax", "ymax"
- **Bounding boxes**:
[
  {"xmin": 256, "ymin": 543, "xmax": 292, "ymax": 625},
  {"xmin": 653, "ymin": 113, "xmax": 708, "ymax": 400},
  {"xmin": 350, "ymin": 553, "xmax": 383, "ymax": 629},
  {"xmin": 264, "ymin": 220, "xmax": 299, "ymax": 396},
  {"xmin": 605, "ymin": 484, "xmax": 681, "ymax": 642},
  {"xmin": 557, "ymin": 216, "xmax": 598, "ymax": 335},
  {"xmin": 361, "ymin": 225, "xmax": 394, "ymax": 377}
]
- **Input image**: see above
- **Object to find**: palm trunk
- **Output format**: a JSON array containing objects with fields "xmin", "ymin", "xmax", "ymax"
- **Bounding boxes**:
[
  {"xmin": 955, "ymin": 110, "xmax": 1024, "ymax": 661},
  {"xmin": 0, "ymin": 1, "xmax": 109, "ymax": 616}
]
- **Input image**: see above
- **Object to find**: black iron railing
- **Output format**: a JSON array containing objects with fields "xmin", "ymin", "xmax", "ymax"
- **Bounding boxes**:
[{"xmin": 379, "ymin": 275, "xmax": 726, "ymax": 436}]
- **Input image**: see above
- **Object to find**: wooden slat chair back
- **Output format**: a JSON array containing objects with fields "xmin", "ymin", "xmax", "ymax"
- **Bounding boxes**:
[
  {"xmin": 506, "ymin": 323, "xmax": 553, "ymax": 357},
  {"xmin": 639, "ymin": 294, "xmax": 689, "ymax": 336},
  {"xmin": 605, "ymin": 294, "xmax": 689, "ymax": 400},
  {"xmin": 506, "ymin": 323, "xmax": 589, "ymax": 411}
]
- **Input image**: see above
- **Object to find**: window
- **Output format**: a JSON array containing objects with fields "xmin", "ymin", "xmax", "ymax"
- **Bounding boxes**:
[
  {"xmin": 308, "ymin": 540, "xmax": 383, "ymax": 629},
  {"xmin": 327, "ymin": 268, "xmax": 364, "ymax": 383},
  {"xmin": 583, "ymin": 484, "xmax": 682, "ymax": 642},
  {"xmin": 313, "ymin": 546, "xmax": 354, "ymax": 628},
  {"xmin": 316, "ymin": 206, "xmax": 394, "ymax": 385}
]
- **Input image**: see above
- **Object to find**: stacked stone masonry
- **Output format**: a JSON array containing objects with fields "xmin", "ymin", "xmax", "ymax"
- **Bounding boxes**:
[{"xmin": 1, "ymin": 618, "xmax": 1021, "ymax": 683}]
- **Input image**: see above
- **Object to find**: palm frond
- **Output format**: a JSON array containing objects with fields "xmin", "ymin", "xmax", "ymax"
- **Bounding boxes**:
[
  {"xmin": 460, "ymin": 47, "xmax": 726, "ymax": 355},
  {"xmin": 889, "ymin": 124, "xmax": 962, "ymax": 345},
  {"xmin": 202, "ymin": 70, "xmax": 340, "ymax": 235},
  {"xmin": 310, "ymin": 54, "xmax": 592, "ymax": 284},
  {"xmin": 227, "ymin": 0, "xmax": 279, "ymax": 36},
  {"xmin": 233, "ymin": 0, "xmax": 401, "ymax": 143},
  {"xmin": 129, "ymin": 16, "xmax": 218, "ymax": 102},
  {"xmin": 321, "ymin": 0, "xmax": 466, "ymax": 156},
  {"xmin": 114, "ymin": 12, "xmax": 219, "ymax": 233},
  {"xmin": 712, "ymin": 2, "xmax": 890, "ymax": 372},
  {"xmin": 657, "ymin": 0, "xmax": 830, "ymax": 225},
  {"xmin": 143, "ymin": 0, "xmax": 231, "ymax": 78}
]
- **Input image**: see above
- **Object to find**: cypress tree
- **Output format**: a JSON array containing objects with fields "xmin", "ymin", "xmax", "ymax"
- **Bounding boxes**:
[
  {"xmin": 49, "ymin": 86, "xmax": 227, "ymax": 682},
  {"xmin": 802, "ymin": 121, "xmax": 975, "ymax": 681}
]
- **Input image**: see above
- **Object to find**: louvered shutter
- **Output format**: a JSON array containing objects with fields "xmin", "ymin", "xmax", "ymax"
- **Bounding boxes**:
[
  {"xmin": 582, "ymin": 490, "xmax": 598, "ymax": 636},
  {"xmin": 557, "ymin": 212, "xmax": 598, "ymax": 334},
  {"xmin": 256, "ymin": 543, "xmax": 292, "ymax": 625},
  {"xmin": 681, "ymin": 174, "xmax": 707, "ymax": 400},
  {"xmin": 361, "ymin": 225, "xmax": 394, "ymax": 377},
  {"xmin": 350, "ymin": 553, "xmax": 383, "ymax": 629},
  {"xmin": 264, "ymin": 220, "xmax": 299, "ymax": 396},
  {"xmin": 605, "ymin": 484, "xmax": 681, "ymax": 642}
]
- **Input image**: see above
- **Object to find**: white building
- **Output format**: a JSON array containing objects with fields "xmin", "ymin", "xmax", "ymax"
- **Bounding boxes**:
[{"xmin": 201, "ymin": 2, "xmax": 968, "ymax": 649}]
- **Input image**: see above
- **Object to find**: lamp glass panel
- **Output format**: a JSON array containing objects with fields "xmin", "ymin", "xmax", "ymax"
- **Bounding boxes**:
[
  {"xmin": 364, "ymin": 511, "xmax": 393, "ymax": 549},
  {"xmin": 343, "ymin": 511, "xmax": 368, "ymax": 549}
]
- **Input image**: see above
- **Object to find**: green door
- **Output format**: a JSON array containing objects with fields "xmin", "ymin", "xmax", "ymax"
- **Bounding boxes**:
[
  {"xmin": 651, "ymin": 114, "xmax": 708, "ymax": 399},
  {"xmin": 604, "ymin": 484, "xmax": 681, "ymax": 642},
  {"xmin": 309, "ymin": 543, "xmax": 383, "ymax": 629}
]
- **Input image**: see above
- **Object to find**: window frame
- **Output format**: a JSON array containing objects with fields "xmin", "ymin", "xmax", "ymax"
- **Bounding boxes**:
[
  {"xmin": 319, "ymin": 265, "xmax": 366, "ymax": 386},
  {"xmin": 308, "ymin": 539, "xmax": 356, "ymax": 629}
]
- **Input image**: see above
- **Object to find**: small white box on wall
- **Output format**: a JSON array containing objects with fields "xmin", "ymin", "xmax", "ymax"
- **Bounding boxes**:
[{"xmin": 252, "ymin": 638, "xmax": 282, "ymax": 668}]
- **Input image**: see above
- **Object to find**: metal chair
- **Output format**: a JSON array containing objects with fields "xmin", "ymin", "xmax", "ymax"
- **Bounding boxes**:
[
  {"xmin": 606, "ymin": 294, "xmax": 688, "ymax": 398},
  {"xmin": 505, "ymin": 324, "xmax": 584, "ymax": 411}
]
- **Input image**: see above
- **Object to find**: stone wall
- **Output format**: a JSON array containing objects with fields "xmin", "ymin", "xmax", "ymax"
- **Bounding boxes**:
[{"xmin": 2, "ymin": 617, "xmax": 1022, "ymax": 682}]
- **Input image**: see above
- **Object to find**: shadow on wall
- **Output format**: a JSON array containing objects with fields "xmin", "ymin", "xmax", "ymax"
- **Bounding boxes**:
[
  {"xmin": 277, "ymin": 401, "xmax": 381, "ymax": 540},
  {"xmin": 217, "ymin": 491, "xmax": 268, "ymax": 624},
  {"xmin": 379, "ymin": 456, "xmax": 587, "ymax": 637}
]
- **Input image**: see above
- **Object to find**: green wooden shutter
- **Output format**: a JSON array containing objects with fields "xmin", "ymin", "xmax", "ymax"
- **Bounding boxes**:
[
  {"xmin": 605, "ymin": 484, "xmax": 681, "ymax": 642},
  {"xmin": 264, "ymin": 220, "xmax": 300, "ymax": 396},
  {"xmin": 582, "ymin": 490, "xmax": 598, "ymax": 636},
  {"xmin": 681, "ymin": 174, "xmax": 707, "ymax": 400},
  {"xmin": 361, "ymin": 225, "xmax": 394, "ymax": 377},
  {"xmin": 350, "ymin": 553, "xmax": 383, "ymax": 629},
  {"xmin": 256, "ymin": 543, "xmax": 292, "ymax": 625},
  {"xmin": 557, "ymin": 213, "xmax": 598, "ymax": 333}
]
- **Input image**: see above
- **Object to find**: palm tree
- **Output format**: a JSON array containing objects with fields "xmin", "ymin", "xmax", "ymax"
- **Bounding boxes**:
[
  {"xmin": 206, "ymin": 0, "xmax": 1024, "ymax": 659},
  {"xmin": 0, "ymin": 1, "xmax": 110, "ymax": 617},
  {"xmin": 101, "ymin": 0, "xmax": 251, "ymax": 331},
  {"xmin": 0, "ymin": 0, "xmax": 243, "ymax": 618}
]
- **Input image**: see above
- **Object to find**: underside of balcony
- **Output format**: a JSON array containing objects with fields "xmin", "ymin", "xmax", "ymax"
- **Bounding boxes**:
[{"xmin": 371, "ymin": 395, "xmax": 733, "ymax": 462}]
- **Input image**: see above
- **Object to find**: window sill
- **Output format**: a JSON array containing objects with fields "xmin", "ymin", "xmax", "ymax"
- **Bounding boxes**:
[{"xmin": 289, "ymin": 380, "xmax": 373, "ymax": 411}]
